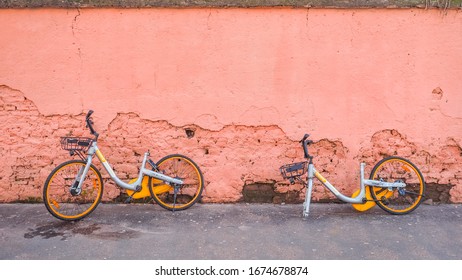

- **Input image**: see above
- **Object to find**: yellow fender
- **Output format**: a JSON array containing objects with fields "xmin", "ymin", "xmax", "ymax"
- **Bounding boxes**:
[
  {"xmin": 352, "ymin": 187, "xmax": 394, "ymax": 212},
  {"xmin": 126, "ymin": 177, "xmax": 173, "ymax": 199},
  {"xmin": 352, "ymin": 187, "xmax": 376, "ymax": 212}
]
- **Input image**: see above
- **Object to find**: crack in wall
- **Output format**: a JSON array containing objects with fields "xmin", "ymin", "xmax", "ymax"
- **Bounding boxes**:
[
  {"xmin": 71, "ymin": 8, "xmax": 81, "ymax": 37},
  {"xmin": 71, "ymin": 8, "xmax": 84, "ymax": 108}
]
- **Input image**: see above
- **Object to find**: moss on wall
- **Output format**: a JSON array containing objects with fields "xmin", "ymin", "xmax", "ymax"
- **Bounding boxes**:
[{"xmin": 0, "ymin": 0, "xmax": 461, "ymax": 9}]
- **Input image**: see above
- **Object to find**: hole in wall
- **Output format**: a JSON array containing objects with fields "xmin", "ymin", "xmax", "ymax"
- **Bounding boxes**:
[{"xmin": 184, "ymin": 128, "xmax": 195, "ymax": 138}]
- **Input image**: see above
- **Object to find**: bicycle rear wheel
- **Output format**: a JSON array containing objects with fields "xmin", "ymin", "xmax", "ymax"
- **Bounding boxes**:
[
  {"xmin": 149, "ymin": 154, "xmax": 204, "ymax": 211},
  {"xmin": 43, "ymin": 160, "xmax": 103, "ymax": 221},
  {"xmin": 369, "ymin": 156, "xmax": 425, "ymax": 215}
]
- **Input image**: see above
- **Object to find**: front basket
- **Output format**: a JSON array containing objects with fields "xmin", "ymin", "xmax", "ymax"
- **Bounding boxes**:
[
  {"xmin": 279, "ymin": 161, "xmax": 307, "ymax": 180},
  {"xmin": 60, "ymin": 137, "xmax": 93, "ymax": 152}
]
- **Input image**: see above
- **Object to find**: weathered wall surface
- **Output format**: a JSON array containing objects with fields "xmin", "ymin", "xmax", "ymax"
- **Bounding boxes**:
[{"xmin": 1, "ymin": 8, "xmax": 461, "ymax": 204}]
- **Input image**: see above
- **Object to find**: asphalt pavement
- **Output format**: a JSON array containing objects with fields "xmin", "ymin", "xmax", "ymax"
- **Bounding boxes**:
[{"xmin": 0, "ymin": 202, "xmax": 461, "ymax": 260}]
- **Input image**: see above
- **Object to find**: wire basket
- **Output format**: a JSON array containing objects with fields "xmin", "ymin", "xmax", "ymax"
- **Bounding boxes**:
[
  {"xmin": 280, "ymin": 161, "xmax": 307, "ymax": 180},
  {"xmin": 60, "ymin": 137, "xmax": 93, "ymax": 152}
]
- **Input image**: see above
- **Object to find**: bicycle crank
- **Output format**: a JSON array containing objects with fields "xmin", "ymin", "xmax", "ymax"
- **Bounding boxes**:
[{"xmin": 126, "ymin": 177, "xmax": 151, "ymax": 199}]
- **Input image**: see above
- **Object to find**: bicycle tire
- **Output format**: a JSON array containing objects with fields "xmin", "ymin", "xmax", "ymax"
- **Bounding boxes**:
[
  {"xmin": 43, "ymin": 160, "xmax": 103, "ymax": 221},
  {"xmin": 149, "ymin": 154, "xmax": 204, "ymax": 211},
  {"xmin": 369, "ymin": 156, "xmax": 425, "ymax": 215}
]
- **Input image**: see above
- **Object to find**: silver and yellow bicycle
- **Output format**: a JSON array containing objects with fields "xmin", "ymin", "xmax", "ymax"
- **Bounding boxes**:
[
  {"xmin": 280, "ymin": 134, "xmax": 426, "ymax": 217},
  {"xmin": 43, "ymin": 110, "xmax": 204, "ymax": 221}
]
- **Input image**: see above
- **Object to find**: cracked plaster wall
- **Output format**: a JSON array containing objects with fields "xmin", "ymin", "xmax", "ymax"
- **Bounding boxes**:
[{"xmin": 1, "ymin": 8, "xmax": 462, "ymax": 203}]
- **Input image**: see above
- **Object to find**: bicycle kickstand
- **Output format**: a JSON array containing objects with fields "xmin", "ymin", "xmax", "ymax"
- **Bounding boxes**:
[{"xmin": 171, "ymin": 185, "xmax": 180, "ymax": 212}]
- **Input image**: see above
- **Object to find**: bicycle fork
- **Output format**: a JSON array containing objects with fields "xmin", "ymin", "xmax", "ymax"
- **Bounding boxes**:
[
  {"xmin": 71, "ymin": 154, "xmax": 95, "ymax": 195},
  {"xmin": 303, "ymin": 163, "xmax": 314, "ymax": 218}
]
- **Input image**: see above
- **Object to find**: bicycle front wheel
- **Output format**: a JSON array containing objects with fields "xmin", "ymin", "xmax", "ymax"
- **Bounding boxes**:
[
  {"xmin": 369, "ymin": 156, "xmax": 425, "ymax": 215},
  {"xmin": 43, "ymin": 160, "xmax": 103, "ymax": 221},
  {"xmin": 149, "ymin": 154, "xmax": 204, "ymax": 211}
]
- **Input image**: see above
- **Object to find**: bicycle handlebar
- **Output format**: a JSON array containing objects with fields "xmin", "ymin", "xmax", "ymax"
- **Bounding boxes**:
[
  {"xmin": 300, "ymin": 134, "xmax": 313, "ymax": 159},
  {"xmin": 85, "ymin": 109, "xmax": 99, "ymax": 139},
  {"xmin": 86, "ymin": 110, "xmax": 94, "ymax": 119}
]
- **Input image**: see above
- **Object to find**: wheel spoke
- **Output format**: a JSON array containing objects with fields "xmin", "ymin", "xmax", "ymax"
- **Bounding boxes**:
[
  {"xmin": 369, "ymin": 157, "xmax": 425, "ymax": 215},
  {"xmin": 150, "ymin": 155, "xmax": 203, "ymax": 211},
  {"xmin": 43, "ymin": 161, "xmax": 103, "ymax": 221}
]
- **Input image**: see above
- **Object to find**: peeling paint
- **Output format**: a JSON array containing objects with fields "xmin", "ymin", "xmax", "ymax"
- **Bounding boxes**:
[
  {"xmin": 1, "ymin": 85, "xmax": 462, "ymax": 204},
  {"xmin": 432, "ymin": 87, "xmax": 444, "ymax": 100}
]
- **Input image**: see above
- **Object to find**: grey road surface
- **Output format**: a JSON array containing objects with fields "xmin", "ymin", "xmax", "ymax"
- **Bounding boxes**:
[{"xmin": 0, "ymin": 203, "xmax": 461, "ymax": 260}]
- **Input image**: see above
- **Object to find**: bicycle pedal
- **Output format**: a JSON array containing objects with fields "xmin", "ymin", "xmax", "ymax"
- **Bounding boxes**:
[{"xmin": 124, "ymin": 196, "xmax": 133, "ymax": 204}]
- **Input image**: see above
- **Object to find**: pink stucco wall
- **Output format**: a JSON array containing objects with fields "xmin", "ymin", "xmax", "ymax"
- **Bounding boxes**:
[{"xmin": 1, "ymin": 8, "xmax": 461, "ymax": 203}]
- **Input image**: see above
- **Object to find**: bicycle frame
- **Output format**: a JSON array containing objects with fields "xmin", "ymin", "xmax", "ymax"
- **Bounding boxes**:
[
  {"xmin": 73, "ymin": 141, "xmax": 183, "ymax": 193},
  {"xmin": 303, "ymin": 161, "xmax": 406, "ymax": 217}
]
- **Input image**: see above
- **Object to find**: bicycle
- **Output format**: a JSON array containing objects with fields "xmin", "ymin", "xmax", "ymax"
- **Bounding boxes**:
[
  {"xmin": 43, "ymin": 110, "xmax": 204, "ymax": 221},
  {"xmin": 280, "ymin": 134, "xmax": 426, "ymax": 217}
]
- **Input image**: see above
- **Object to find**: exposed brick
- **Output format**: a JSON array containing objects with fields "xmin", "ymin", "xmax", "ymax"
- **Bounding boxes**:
[{"xmin": 1, "ymin": 85, "xmax": 462, "ymax": 203}]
